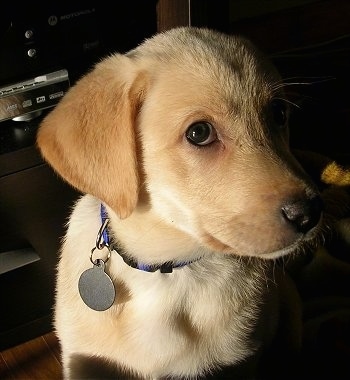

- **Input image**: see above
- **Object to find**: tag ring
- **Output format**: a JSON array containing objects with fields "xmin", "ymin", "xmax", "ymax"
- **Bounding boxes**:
[{"xmin": 90, "ymin": 246, "xmax": 112, "ymax": 266}]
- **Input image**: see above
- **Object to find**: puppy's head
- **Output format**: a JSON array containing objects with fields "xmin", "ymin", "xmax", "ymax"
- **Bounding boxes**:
[{"xmin": 37, "ymin": 27, "xmax": 322, "ymax": 259}]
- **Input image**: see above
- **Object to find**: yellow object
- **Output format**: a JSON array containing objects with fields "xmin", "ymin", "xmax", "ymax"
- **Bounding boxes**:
[{"xmin": 321, "ymin": 161, "xmax": 350, "ymax": 186}]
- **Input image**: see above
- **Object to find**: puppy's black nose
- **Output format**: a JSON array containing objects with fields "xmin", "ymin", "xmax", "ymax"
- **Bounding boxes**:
[{"xmin": 281, "ymin": 195, "xmax": 323, "ymax": 233}]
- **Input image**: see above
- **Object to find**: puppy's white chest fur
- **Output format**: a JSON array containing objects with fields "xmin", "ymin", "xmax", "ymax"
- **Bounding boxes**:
[{"xmin": 55, "ymin": 196, "xmax": 277, "ymax": 378}]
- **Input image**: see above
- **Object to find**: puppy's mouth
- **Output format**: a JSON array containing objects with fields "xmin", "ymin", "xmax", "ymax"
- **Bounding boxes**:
[
  {"xmin": 254, "ymin": 218, "xmax": 323, "ymax": 259},
  {"xmin": 201, "ymin": 217, "xmax": 323, "ymax": 259},
  {"xmin": 200, "ymin": 195, "xmax": 324, "ymax": 260}
]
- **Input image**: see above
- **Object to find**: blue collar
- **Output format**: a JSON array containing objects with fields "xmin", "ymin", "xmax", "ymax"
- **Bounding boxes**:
[{"xmin": 99, "ymin": 204, "xmax": 200, "ymax": 273}]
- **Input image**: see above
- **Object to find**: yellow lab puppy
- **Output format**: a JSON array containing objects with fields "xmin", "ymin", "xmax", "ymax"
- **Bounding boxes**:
[{"xmin": 37, "ymin": 27, "xmax": 323, "ymax": 379}]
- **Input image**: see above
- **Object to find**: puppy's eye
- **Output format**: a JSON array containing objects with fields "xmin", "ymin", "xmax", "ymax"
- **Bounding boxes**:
[
  {"xmin": 271, "ymin": 100, "xmax": 288, "ymax": 127},
  {"xmin": 186, "ymin": 122, "xmax": 217, "ymax": 146}
]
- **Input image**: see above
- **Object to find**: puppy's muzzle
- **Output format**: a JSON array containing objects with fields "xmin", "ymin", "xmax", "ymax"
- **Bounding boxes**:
[{"xmin": 281, "ymin": 194, "xmax": 323, "ymax": 233}]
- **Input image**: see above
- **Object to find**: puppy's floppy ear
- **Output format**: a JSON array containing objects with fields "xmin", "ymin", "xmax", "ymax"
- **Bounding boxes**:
[{"xmin": 37, "ymin": 55, "xmax": 146, "ymax": 219}]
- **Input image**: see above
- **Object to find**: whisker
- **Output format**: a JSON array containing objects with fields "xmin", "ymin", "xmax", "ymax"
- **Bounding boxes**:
[
  {"xmin": 274, "ymin": 97, "xmax": 300, "ymax": 109},
  {"xmin": 271, "ymin": 76, "xmax": 336, "ymax": 92}
]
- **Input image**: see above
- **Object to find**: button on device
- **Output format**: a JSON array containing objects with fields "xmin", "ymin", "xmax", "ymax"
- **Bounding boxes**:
[
  {"xmin": 36, "ymin": 96, "xmax": 46, "ymax": 103},
  {"xmin": 6, "ymin": 103, "xmax": 18, "ymax": 112},
  {"xmin": 22, "ymin": 99, "xmax": 32, "ymax": 108},
  {"xmin": 27, "ymin": 48, "xmax": 36, "ymax": 58},
  {"xmin": 25, "ymin": 30, "xmax": 34, "ymax": 39}
]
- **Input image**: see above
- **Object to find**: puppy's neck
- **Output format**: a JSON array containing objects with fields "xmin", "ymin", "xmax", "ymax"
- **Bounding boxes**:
[{"xmin": 105, "ymin": 203, "xmax": 206, "ymax": 267}]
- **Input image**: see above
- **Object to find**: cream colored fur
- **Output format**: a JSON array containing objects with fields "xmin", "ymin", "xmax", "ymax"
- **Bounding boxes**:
[{"xmin": 37, "ymin": 27, "xmax": 322, "ymax": 379}]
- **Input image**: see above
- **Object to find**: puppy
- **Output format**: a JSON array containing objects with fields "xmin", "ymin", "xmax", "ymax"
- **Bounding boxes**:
[{"xmin": 37, "ymin": 27, "xmax": 323, "ymax": 379}]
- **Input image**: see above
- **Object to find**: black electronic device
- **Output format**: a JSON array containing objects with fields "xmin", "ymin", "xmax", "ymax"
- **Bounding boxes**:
[
  {"xmin": 1, "ymin": 1, "xmax": 157, "ymax": 125},
  {"xmin": 0, "ymin": 69, "xmax": 70, "ymax": 122}
]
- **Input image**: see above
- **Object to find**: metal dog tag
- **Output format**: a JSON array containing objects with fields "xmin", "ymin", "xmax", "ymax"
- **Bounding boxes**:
[{"xmin": 78, "ymin": 259, "xmax": 116, "ymax": 311}]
